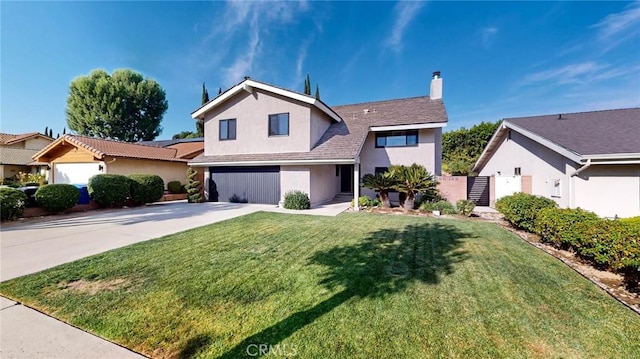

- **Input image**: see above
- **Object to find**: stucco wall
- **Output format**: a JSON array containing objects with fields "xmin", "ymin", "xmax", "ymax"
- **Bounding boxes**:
[
  {"xmin": 204, "ymin": 90, "xmax": 314, "ymax": 155},
  {"xmin": 310, "ymin": 165, "xmax": 340, "ymax": 205},
  {"xmin": 436, "ymin": 176, "xmax": 467, "ymax": 204},
  {"xmin": 280, "ymin": 166, "xmax": 311, "ymax": 202},
  {"xmin": 478, "ymin": 130, "xmax": 576, "ymax": 208},
  {"xmin": 25, "ymin": 137, "xmax": 53, "ymax": 150},
  {"xmin": 310, "ymin": 107, "xmax": 333, "ymax": 148},
  {"xmin": 107, "ymin": 159, "xmax": 188, "ymax": 186},
  {"xmin": 1, "ymin": 165, "xmax": 30, "ymax": 179},
  {"xmin": 573, "ymin": 165, "xmax": 640, "ymax": 218}
]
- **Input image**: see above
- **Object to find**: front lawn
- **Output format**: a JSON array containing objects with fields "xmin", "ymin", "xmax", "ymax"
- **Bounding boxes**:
[{"xmin": 1, "ymin": 212, "xmax": 639, "ymax": 358}]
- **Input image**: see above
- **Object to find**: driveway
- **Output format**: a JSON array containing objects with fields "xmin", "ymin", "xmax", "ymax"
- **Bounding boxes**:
[{"xmin": 1, "ymin": 201, "xmax": 273, "ymax": 282}]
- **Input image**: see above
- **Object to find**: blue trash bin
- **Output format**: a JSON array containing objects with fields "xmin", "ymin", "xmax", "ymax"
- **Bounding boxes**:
[{"xmin": 73, "ymin": 184, "xmax": 90, "ymax": 204}]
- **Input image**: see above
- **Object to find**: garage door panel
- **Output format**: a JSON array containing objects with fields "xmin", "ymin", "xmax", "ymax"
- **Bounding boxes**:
[
  {"xmin": 210, "ymin": 166, "xmax": 280, "ymax": 204},
  {"xmin": 54, "ymin": 163, "xmax": 102, "ymax": 184}
]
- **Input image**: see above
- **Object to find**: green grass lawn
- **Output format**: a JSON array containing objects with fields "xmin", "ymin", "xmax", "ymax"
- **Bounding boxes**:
[{"xmin": 1, "ymin": 212, "xmax": 639, "ymax": 358}]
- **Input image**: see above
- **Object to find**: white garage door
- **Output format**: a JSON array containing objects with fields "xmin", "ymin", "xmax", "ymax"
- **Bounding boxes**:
[{"xmin": 54, "ymin": 163, "xmax": 103, "ymax": 184}]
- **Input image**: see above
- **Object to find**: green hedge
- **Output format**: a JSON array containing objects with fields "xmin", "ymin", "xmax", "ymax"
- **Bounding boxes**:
[
  {"xmin": 283, "ymin": 190, "xmax": 310, "ymax": 210},
  {"xmin": 350, "ymin": 196, "xmax": 380, "ymax": 208},
  {"xmin": 35, "ymin": 184, "xmax": 80, "ymax": 213},
  {"xmin": 535, "ymin": 208, "xmax": 601, "ymax": 248},
  {"xmin": 128, "ymin": 174, "xmax": 164, "ymax": 205},
  {"xmin": 495, "ymin": 193, "xmax": 557, "ymax": 232},
  {"xmin": 0, "ymin": 187, "xmax": 27, "ymax": 220},
  {"xmin": 88, "ymin": 174, "xmax": 131, "ymax": 206},
  {"xmin": 167, "ymin": 181, "xmax": 183, "ymax": 194}
]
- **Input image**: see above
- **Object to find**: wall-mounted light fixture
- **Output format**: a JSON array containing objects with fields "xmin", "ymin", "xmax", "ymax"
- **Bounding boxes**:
[
  {"xmin": 98, "ymin": 164, "xmax": 104, "ymax": 171},
  {"xmin": 46, "ymin": 165, "xmax": 51, "ymax": 170}
]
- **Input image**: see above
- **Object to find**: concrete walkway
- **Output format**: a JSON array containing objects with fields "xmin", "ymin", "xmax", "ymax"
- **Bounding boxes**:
[{"xmin": 0, "ymin": 200, "xmax": 349, "ymax": 358}]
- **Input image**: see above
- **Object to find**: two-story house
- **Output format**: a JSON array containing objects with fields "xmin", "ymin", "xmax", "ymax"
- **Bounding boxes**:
[{"xmin": 189, "ymin": 72, "xmax": 448, "ymax": 209}]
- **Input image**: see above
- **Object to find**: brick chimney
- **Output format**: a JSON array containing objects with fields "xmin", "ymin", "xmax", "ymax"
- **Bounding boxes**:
[{"xmin": 430, "ymin": 71, "xmax": 442, "ymax": 100}]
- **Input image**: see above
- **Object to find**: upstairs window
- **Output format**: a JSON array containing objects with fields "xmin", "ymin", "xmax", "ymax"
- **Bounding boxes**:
[
  {"xmin": 219, "ymin": 119, "xmax": 236, "ymax": 140},
  {"xmin": 375, "ymin": 130, "xmax": 418, "ymax": 148},
  {"xmin": 269, "ymin": 113, "xmax": 289, "ymax": 136}
]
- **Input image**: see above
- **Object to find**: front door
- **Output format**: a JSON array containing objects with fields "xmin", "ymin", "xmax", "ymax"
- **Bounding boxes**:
[{"xmin": 340, "ymin": 165, "xmax": 353, "ymax": 192}]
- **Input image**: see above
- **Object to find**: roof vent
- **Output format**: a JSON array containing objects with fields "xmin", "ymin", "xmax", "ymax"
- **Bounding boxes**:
[{"xmin": 244, "ymin": 76, "xmax": 250, "ymax": 80}]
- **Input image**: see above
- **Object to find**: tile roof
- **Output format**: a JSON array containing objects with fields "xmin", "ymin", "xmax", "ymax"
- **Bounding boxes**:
[
  {"xmin": 41, "ymin": 135, "xmax": 188, "ymax": 162},
  {"xmin": 190, "ymin": 96, "xmax": 447, "ymax": 164},
  {"xmin": 167, "ymin": 141, "xmax": 204, "ymax": 159},
  {"xmin": 0, "ymin": 132, "xmax": 52, "ymax": 146},
  {"xmin": 0, "ymin": 148, "xmax": 40, "ymax": 166},
  {"xmin": 507, "ymin": 108, "xmax": 640, "ymax": 156}
]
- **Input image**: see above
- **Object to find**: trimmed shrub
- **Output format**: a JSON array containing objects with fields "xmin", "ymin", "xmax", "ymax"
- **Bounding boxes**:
[
  {"xmin": 495, "ymin": 192, "xmax": 557, "ymax": 232},
  {"xmin": 88, "ymin": 174, "xmax": 130, "ymax": 207},
  {"xmin": 350, "ymin": 196, "xmax": 377, "ymax": 208},
  {"xmin": 167, "ymin": 181, "xmax": 183, "ymax": 194},
  {"xmin": 283, "ymin": 190, "xmax": 310, "ymax": 210},
  {"xmin": 185, "ymin": 168, "xmax": 203, "ymax": 203},
  {"xmin": 35, "ymin": 184, "xmax": 80, "ymax": 213},
  {"xmin": 535, "ymin": 208, "xmax": 601, "ymax": 248},
  {"xmin": 128, "ymin": 174, "xmax": 164, "ymax": 205},
  {"xmin": 0, "ymin": 187, "xmax": 27, "ymax": 220},
  {"xmin": 419, "ymin": 200, "xmax": 458, "ymax": 215},
  {"xmin": 456, "ymin": 199, "xmax": 476, "ymax": 216}
]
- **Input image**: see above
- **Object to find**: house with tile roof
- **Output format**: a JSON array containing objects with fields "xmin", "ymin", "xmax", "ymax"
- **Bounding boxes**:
[
  {"xmin": 0, "ymin": 132, "xmax": 54, "ymax": 181},
  {"xmin": 189, "ymin": 73, "xmax": 447, "ymax": 208},
  {"xmin": 33, "ymin": 135, "xmax": 192, "ymax": 186},
  {"xmin": 473, "ymin": 108, "xmax": 640, "ymax": 218}
]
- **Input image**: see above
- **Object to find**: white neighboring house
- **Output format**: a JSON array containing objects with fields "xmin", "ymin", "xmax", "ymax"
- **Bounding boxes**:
[
  {"xmin": 189, "ymin": 73, "xmax": 448, "ymax": 209},
  {"xmin": 473, "ymin": 108, "xmax": 640, "ymax": 218}
]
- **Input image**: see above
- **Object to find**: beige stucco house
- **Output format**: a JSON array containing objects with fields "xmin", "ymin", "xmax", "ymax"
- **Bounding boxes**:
[
  {"xmin": 473, "ymin": 108, "xmax": 640, "ymax": 218},
  {"xmin": 189, "ymin": 74, "xmax": 448, "ymax": 209},
  {"xmin": 33, "ymin": 135, "xmax": 192, "ymax": 186},
  {"xmin": 0, "ymin": 132, "xmax": 54, "ymax": 181}
]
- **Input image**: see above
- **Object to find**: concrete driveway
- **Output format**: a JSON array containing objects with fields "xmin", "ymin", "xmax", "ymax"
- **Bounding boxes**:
[{"xmin": 1, "ymin": 201, "xmax": 272, "ymax": 359}]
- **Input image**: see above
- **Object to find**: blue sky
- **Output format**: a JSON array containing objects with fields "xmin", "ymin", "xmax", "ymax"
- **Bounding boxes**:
[{"xmin": 2, "ymin": 1, "xmax": 639, "ymax": 139}]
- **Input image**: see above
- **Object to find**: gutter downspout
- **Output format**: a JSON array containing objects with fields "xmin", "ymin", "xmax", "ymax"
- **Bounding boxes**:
[{"xmin": 568, "ymin": 159, "xmax": 591, "ymax": 208}]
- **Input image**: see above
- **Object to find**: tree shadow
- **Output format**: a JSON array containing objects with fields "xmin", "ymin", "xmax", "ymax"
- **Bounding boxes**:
[
  {"xmin": 179, "ymin": 333, "xmax": 213, "ymax": 359},
  {"xmin": 217, "ymin": 221, "xmax": 471, "ymax": 358}
]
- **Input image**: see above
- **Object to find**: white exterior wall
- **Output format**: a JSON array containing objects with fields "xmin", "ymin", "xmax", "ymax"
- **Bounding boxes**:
[
  {"xmin": 280, "ymin": 166, "xmax": 311, "ymax": 202},
  {"xmin": 310, "ymin": 107, "xmax": 333, "ymax": 147},
  {"xmin": 478, "ymin": 131, "xmax": 576, "ymax": 208},
  {"xmin": 203, "ymin": 90, "xmax": 313, "ymax": 156},
  {"xmin": 359, "ymin": 128, "xmax": 439, "ymax": 198},
  {"xmin": 310, "ymin": 165, "xmax": 340, "ymax": 205},
  {"xmin": 573, "ymin": 165, "xmax": 640, "ymax": 218}
]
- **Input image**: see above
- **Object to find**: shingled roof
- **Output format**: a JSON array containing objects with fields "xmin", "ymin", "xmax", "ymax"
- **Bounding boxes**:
[
  {"xmin": 190, "ymin": 95, "xmax": 447, "ymax": 164},
  {"xmin": 35, "ymin": 135, "xmax": 188, "ymax": 163},
  {"xmin": 507, "ymin": 108, "xmax": 640, "ymax": 156},
  {"xmin": 0, "ymin": 148, "xmax": 40, "ymax": 166}
]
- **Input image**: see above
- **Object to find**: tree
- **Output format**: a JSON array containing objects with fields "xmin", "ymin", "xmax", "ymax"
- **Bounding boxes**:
[
  {"xmin": 49, "ymin": 129, "xmax": 53, "ymax": 138},
  {"xmin": 44, "ymin": 126, "xmax": 49, "ymax": 136},
  {"xmin": 218, "ymin": 87, "xmax": 222, "ymax": 95},
  {"xmin": 66, "ymin": 69, "xmax": 168, "ymax": 142},
  {"xmin": 185, "ymin": 167, "xmax": 203, "ymax": 203},
  {"xmin": 172, "ymin": 131, "xmax": 200, "ymax": 140},
  {"xmin": 442, "ymin": 121, "xmax": 501, "ymax": 175},
  {"xmin": 304, "ymin": 74, "xmax": 311, "ymax": 95},
  {"xmin": 196, "ymin": 82, "xmax": 209, "ymax": 136},
  {"xmin": 315, "ymin": 84, "xmax": 320, "ymax": 100},
  {"xmin": 362, "ymin": 172, "xmax": 397, "ymax": 208},
  {"xmin": 201, "ymin": 82, "xmax": 210, "ymax": 104},
  {"xmin": 389, "ymin": 164, "xmax": 438, "ymax": 211}
]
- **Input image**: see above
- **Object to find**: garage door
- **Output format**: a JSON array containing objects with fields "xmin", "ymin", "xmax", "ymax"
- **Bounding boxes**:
[
  {"xmin": 210, "ymin": 166, "xmax": 280, "ymax": 204},
  {"xmin": 54, "ymin": 163, "xmax": 102, "ymax": 184}
]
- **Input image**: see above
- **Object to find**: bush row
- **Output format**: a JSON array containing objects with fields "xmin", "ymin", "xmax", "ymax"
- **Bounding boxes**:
[
  {"xmin": 496, "ymin": 193, "xmax": 640, "ymax": 288},
  {"xmin": 88, "ymin": 174, "xmax": 164, "ymax": 207}
]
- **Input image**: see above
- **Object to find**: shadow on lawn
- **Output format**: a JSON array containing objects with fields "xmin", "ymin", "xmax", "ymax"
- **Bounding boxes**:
[{"xmin": 211, "ymin": 221, "xmax": 471, "ymax": 359}]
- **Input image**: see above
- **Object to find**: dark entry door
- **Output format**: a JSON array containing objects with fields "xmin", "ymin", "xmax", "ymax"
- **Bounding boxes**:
[
  {"xmin": 209, "ymin": 166, "xmax": 280, "ymax": 204},
  {"xmin": 340, "ymin": 165, "xmax": 353, "ymax": 192}
]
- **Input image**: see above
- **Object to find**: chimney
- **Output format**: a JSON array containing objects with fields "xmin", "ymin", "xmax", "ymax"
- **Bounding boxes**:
[{"xmin": 430, "ymin": 71, "xmax": 442, "ymax": 100}]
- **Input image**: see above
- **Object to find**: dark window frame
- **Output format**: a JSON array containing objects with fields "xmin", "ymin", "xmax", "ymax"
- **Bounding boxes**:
[
  {"xmin": 514, "ymin": 167, "xmax": 521, "ymax": 176},
  {"xmin": 374, "ymin": 130, "xmax": 419, "ymax": 148},
  {"xmin": 268, "ymin": 113, "xmax": 290, "ymax": 137},
  {"xmin": 219, "ymin": 118, "xmax": 236, "ymax": 140}
]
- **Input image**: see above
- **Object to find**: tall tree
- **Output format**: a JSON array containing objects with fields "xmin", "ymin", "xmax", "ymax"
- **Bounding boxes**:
[
  {"xmin": 304, "ymin": 74, "xmax": 311, "ymax": 95},
  {"xmin": 315, "ymin": 84, "xmax": 320, "ymax": 100},
  {"xmin": 49, "ymin": 129, "xmax": 53, "ymax": 138},
  {"xmin": 442, "ymin": 121, "xmax": 501, "ymax": 175},
  {"xmin": 62, "ymin": 127, "xmax": 66, "ymax": 135},
  {"xmin": 44, "ymin": 126, "xmax": 49, "ymax": 136},
  {"xmin": 202, "ymin": 82, "xmax": 210, "ymax": 104},
  {"xmin": 66, "ymin": 69, "xmax": 168, "ymax": 142},
  {"xmin": 218, "ymin": 87, "xmax": 222, "ymax": 95},
  {"xmin": 196, "ymin": 82, "xmax": 210, "ymax": 136}
]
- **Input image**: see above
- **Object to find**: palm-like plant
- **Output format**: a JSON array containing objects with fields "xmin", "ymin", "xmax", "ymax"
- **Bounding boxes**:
[
  {"xmin": 390, "ymin": 164, "xmax": 438, "ymax": 211},
  {"xmin": 361, "ymin": 172, "xmax": 397, "ymax": 208}
]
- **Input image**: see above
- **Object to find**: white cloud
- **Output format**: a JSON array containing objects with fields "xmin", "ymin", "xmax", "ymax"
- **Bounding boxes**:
[
  {"xmin": 591, "ymin": 2, "xmax": 640, "ymax": 51},
  {"xmin": 520, "ymin": 62, "xmax": 607, "ymax": 86},
  {"xmin": 385, "ymin": 2, "xmax": 425, "ymax": 53},
  {"xmin": 480, "ymin": 26, "xmax": 498, "ymax": 48}
]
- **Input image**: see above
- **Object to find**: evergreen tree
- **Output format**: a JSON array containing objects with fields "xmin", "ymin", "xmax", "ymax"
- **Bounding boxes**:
[
  {"xmin": 202, "ymin": 82, "xmax": 210, "ymax": 104},
  {"xmin": 44, "ymin": 126, "xmax": 49, "ymax": 136},
  {"xmin": 304, "ymin": 74, "xmax": 311, "ymax": 95},
  {"xmin": 185, "ymin": 167, "xmax": 203, "ymax": 203},
  {"xmin": 49, "ymin": 129, "xmax": 53, "ymax": 138},
  {"xmin": 315, "ymin": 84, "xmax": 320, "ymax": 100},
  {"xmin": 218, "ymin": 87, "xmax": 222, "ymax": 95},
  {"xmin": 63, "ymin": 127, "xmax": 66, "ymax": 135}
]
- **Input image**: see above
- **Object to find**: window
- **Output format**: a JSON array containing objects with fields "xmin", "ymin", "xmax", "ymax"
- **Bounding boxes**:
[
  {"xmin": 374, "ymin": 167, "xmax": 388, "ymax": 175},
  {"xmin": 269, "ymin": 113, "xmax": 289, "ymax": 136},
  {"xmin": 219, "ymin": 119, "xmax": 236, "ymax": 140},
  {"xmin": 514, "ymin": 167, "xmax": 521, "ymax": 176},
  {"xmin": 375, "ymin": 130, "xmax": 418, "ymax": 148}
]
